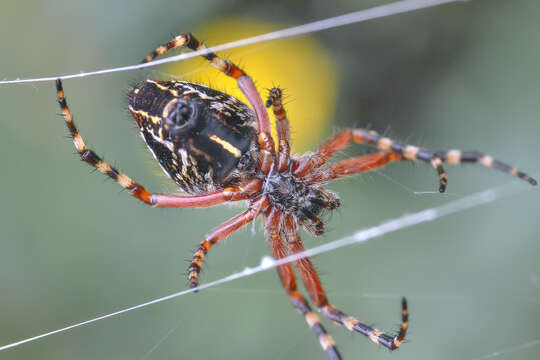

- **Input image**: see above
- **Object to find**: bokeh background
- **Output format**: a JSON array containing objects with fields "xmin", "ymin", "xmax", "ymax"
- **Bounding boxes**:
[{"xmin": 1, "ymin": 1, "xmax": 539, "ymax": 359}]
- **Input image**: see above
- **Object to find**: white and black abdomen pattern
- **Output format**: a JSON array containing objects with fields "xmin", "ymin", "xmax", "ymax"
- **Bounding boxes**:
[{"xmin": 128, "ymin": 80, "xmax": 257, "ymax": 194}]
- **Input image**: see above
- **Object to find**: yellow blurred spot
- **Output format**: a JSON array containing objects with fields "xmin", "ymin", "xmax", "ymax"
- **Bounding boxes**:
[{"xmin": 163, "ymin": 17, "xmax": 338, "ymax": 153}]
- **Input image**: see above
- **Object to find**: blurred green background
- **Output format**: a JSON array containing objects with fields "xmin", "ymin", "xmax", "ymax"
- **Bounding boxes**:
[{"xmin": 1, "ymin": 1, "xmax": 539, "ymax": 359}]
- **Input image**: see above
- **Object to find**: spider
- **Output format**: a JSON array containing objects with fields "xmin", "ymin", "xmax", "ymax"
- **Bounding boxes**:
[{"xmin": 55, "ymin": 33, "xmax": 537, "ymax": 360}]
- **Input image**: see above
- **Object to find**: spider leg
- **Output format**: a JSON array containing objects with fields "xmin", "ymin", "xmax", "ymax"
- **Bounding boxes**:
[
  {"xmin": 307, "ymin": 152, "xmax": 404, "ymax": 185},
  {"xmin": 141, "ymin": 33, "xmax": 275, "ymax": 169},
  {"xmin": 264, "ymin": 207, "xmax": 341, "ymax": 360},
  {"xmin": 283, "ymin": 215, "xmax": 408, "ymax": 351},
  {"xmin": 151, "ymin": 178, "xmax": 262, "ymax": 207},
  {"xmin": 266, "ymin": 87, "xmax": 291, "ymax": 172},
  {"xmin": 295, "ymin": 129, "xmax": 537, "ymax": 191},
  {"xmin": 294, "ymin": 129, "xmax": 448, "ymax": 191},
  {"xmin": 189, "ymin": 196, "xmax": 269, "ymax": 288},
  {"xmin": 56, "ymin": 79, "xmax": 261, "ymax": 207}
]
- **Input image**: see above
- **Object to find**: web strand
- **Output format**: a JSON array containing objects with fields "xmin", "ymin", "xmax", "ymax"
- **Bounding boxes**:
[
  {"xmin": 0, "ymin": 178, "xmax": 534, "ymax": 352},
  {"xmin": 0, "ymin": 0, "xmax": 465, "ymax": 85},
  {"xmin": 471, "ymin": 338, "xmax": 540, "ymax": 360}
]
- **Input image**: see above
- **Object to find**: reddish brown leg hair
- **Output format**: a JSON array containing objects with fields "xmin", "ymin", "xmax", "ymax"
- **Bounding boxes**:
[
  {"xmin": 308, "ymin": 152, "xmax": 404, "ymax": 185},
  {"xmin": 295, "ymin": 129, "xmax": 537, "ymax": 191},
  {"xmin": 283, "ymin": 215, "xmax": 408, "ymax": 351},
  {"xmin": 189, "ymin": 196, "xmax": 269, "ymax": 288},
  {"xmin": 294, "ymin": 129, "xmax": 447, "ymax": 191},
  {"xmin": 266, "ymin": 87, "xmax": 291, "ymax": 172},
  {"xmin": 264, "ymin": 208, "xmax": 341, "ymax": 360},
  {"xmin": 141, "ymin": 33, "xmax": 276, "ymax": 172}
]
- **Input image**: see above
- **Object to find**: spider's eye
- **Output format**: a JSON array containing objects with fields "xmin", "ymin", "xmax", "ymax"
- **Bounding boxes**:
[{"xmin": 166, "ymin": 100, "xmax": 195, "ymax": 127}]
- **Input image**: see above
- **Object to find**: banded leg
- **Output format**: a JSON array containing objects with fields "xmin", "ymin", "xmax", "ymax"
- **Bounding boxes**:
[
  {"xmin": 264, "ymin": 208, "xmax": 341, "ymax": 360},
  {"xmin": 283, "ymin": 215, "xmax": 408, "ymax": 351},
  {"xmin": 436, "ymin": 150, "xmax": 537, "ymax": 185},
  {"xmin": 57, "ymin": 78, "xmax": 262, "ymax": 207},
  {"xmin": 294, "ymin": 129, "xmax": 447, "ymax": 191},
  {"xmin": 189, "ymin": 197, "xmax": 269, "ymax": 288},
  {"xmin": 141, "ymin": 33, "xmax": 275, "ymax": 163},
  {"xmin": 296, "ymin": 128, "xmax": 537, "ymax": 191},
  {"xmin": 321, "ymin": 300, "xmax": 408, "ymax": 350},
  {"xmin": 266, "ymin": 87, "xmax": 291, "ymax": 172}
]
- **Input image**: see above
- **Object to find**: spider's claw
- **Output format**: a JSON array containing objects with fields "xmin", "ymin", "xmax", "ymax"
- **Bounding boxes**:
[
  {"xmin": 190, "ymin": 282, "xmax": 200, "ymax": 293},
  {"xmin": 439, "ymin": 178, "xmax": 447, "ymax": 193}
]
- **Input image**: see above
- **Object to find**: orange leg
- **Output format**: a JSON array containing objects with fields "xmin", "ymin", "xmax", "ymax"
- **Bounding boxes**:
[
  {"xmin": 308, "ymin": 151, "xmax": 403, "ymax": 185},
  {"xmin": 296, "ymin": 128, "xmax": 537, "ymax": 191},
  {"xmin": 283, "ymin": 215, "xmax": 408, "ymax": 351},
  {"xmin": 266, "ymin": 87, "xmax": 291, "ymax": 172},
  {"xmin": 151, "ymin": 178, "xmax": 262, "ymax": 207},
  {"xmin": 189, "ymin": 196, "xmax": 269, "ymax": 288},
  {"xmin": 264, "ymin": 208, "xmax": 341, "ymax": 360},
  {"xmin": 294, "ymin": 129, "xmax": 448, "ymax": 191}
]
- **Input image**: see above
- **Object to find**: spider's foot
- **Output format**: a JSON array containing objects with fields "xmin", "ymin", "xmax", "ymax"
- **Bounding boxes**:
[
  {"xmin": 190, "ymin": 282, "xmax": 200, "ymax": 293},
  {"xmin": 189, "ymin": 278, "xmax": 200, "ymax": 293},
  {"xmin": 431, "ymin": 157, "xmax": 448, "ymax": 193},
  {"xmin": 188, "ymin": 263, "xmax": 201, "ymax": 290},
  {"xmin": 439, "ymin": 179, "xmax": 447, "ymax": 193}
]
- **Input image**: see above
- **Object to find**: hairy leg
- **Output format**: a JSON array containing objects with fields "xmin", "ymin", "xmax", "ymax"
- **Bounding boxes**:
[
  {"xmin": 307, "ymin": 151, "xmax": 403, "ymax": 185},
  {"xmin": 264, "ymin": 207, "xmax": 341, "ymax": 360},
  {"xmin": 284, "ymin": 215, "xmax": 408, "ymax": 350},
  {"xmin": 266, "ymin": 87, "xmax": 291, "ymax": 172},
  {"xmin": 189, "ymin": 196, "xmax": 269, "ymax": 288},
  {"xmin": 295, "ymin": 129, "xmax": 537, "ymax": 191}
]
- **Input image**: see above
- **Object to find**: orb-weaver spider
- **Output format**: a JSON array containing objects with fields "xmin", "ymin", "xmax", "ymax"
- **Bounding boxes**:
[{"xmin": 55, "ymin": 33, "xmax": 536, "ymax": 360}]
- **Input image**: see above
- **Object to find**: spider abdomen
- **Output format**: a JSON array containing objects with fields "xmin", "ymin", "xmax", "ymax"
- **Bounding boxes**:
[{"xmin": 128, "ymin": 80, "xmax": 257, "ymax": 194}]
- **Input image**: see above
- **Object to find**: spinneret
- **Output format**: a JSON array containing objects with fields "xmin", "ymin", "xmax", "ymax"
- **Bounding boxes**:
[{"xmin": 56, "ymin": 32, "xmax": 536, "ymax": 360}]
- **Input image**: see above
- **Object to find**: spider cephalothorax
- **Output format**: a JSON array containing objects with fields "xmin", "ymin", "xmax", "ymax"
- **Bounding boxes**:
[
  {"xmin": 262, "ymin": 168, "xmax": 340, "ymax": 235},
  {"xmin": 56, "ymin": 32, "xmax": 536, "ymax": 360}
]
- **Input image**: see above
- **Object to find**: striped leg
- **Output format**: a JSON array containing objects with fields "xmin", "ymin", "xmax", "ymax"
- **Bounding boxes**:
[
  {"xmin": 296, "ymin": 129, "xmax": 537, "ymax": 191},
  {"xmin": 294, "ymin": 129, "xmax": 447, "ymax": 192},
  {"xmin": 435, "ymin": 150, "xmax": 537, "ymax": 185},
  {"xmin": 141, "ymin": 33, "xmax": 275, "ymax": 165},
  {"xmin": 189, "ymin": 196, "xmax": 269, "ymax": 288},
  {"xmin": 321, "ymin": 300, "xmax": 408, "ymax": 350},
  {"xmin": 266, "ymin": 87, "xmax": 291, "ymax": 172},
  {"xmin": 283, "ymin": 215, "xmax": 408, "ymax": 351},
  {"xmin": 56, "ymin": 79, "xmax": 261, "ymax": 207},
  {"xmin": 265, "ymin": 208, "xmax": 341, "ymax": 360}
]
